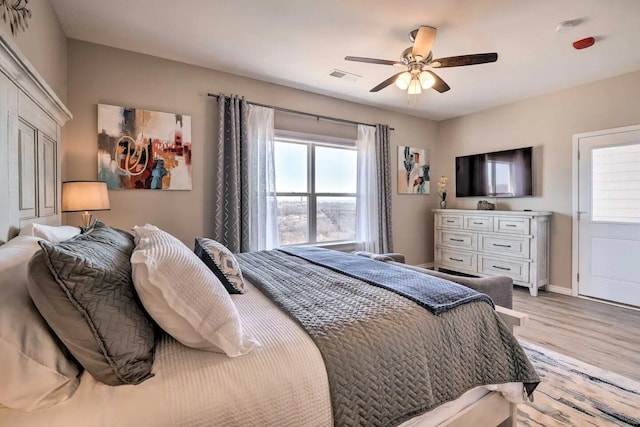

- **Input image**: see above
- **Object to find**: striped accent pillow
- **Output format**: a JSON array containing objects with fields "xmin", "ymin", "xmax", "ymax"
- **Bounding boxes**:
[{"xmin": 194, "ymin": 238, "xmax": 245, "ymax": 294}]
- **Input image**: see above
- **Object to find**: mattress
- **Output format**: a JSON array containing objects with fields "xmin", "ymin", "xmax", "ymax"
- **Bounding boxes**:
[{"xmin": 0, "ymin": 281, "xmax": 519, "ymax": 426}]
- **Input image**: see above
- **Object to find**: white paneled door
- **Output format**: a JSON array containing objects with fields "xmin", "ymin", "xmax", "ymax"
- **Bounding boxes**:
[{"xmin": 576, "ymin": 126, "xmax": 640, "ymax": 306}]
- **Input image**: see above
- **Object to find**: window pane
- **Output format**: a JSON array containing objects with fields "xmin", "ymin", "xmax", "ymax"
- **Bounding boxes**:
[
  {"xmin": 277, "ymin": 196, "xmax": 308, "ymax": 244},
  {"xmin": 316, "ymin": 197, "xmax": 356, "ymax": 242},
  {"xmin": 592, "ymin": 143, "xmax": 640, "ymax": 223},
  {"xmin": 487, "ymin": 161, "xmax": 513, "ymax": 195},
  {"xmin": 494, "ymin": 162, "xmax": 512, "ymax": 195},
  {"xmin": 315, "ymin": 146, "xmax": 357, "ymax": 193},
  {"xmin": 274, "ymin": 142, "xmax": 307, "ymax": 192}
]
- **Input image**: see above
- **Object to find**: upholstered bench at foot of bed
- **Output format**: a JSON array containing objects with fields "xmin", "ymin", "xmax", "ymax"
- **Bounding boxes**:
[{"xmin": 359, "ymin": 252, "xmax": 513, "ymax": 309}]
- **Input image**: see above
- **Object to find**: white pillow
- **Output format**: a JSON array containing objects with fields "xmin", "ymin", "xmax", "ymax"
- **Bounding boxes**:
[
  {"xmin": 0, "ymin": 236, "xmax": 81, "ymax": 411},
  {"xmin": 19, "ymin": 223, "xmax": 81, "ymax": 242},
  {"xmin": 130, "ymin": 224, "xmax": 258, "ymax": 356}
]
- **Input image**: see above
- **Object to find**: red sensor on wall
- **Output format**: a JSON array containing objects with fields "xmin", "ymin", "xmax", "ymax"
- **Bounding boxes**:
[{"xmin": 573, "ymin": 37, "xmax": 595, "ymax": 50}]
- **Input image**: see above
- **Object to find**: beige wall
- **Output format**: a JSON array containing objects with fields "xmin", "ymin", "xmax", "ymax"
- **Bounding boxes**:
[
  {"xmin": 436, "ymin": 70, "xmax": 640, "ymax": 288},
  {"xmin": 64, "ymin": 39, "xmax": 438, "ymax": 265},
  {"xmin": 0, "ymin": 0, "xmax": 67, "ymax": 101}
]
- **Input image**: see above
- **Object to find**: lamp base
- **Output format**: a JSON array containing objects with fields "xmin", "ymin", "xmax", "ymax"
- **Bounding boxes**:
[{"xmin": 81, "ymin": 211, "xmax": 94, "ymax": 228}]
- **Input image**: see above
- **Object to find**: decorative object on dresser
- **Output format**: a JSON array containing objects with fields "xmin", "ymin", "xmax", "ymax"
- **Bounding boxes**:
[
  {"xmin": 434, "ymin": 209, "xmax": 551, "ymax": 296},
  {"xmin": 61, "ymin": 181, "xmax": 110, "ymax": 227},
  {"xmin": 437, "ymin": 176, "xmax": 448, "ymax": 208},
  {"xmin": 97, "ymin": 104, "xmax": 192, "ymax": 190},
  {"xmin": 477, "ymin": 200, "xmax": 496, "ymax": 210},
  {"xmin": 398, "ymin": 145, "xmax": 430, "ymax": 194}
]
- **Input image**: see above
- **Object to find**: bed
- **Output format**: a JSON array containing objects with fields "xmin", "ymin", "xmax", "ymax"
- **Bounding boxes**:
[
  {"xmin": 0, "ymin": 32, "xmax": 537, "ymax": 427},
  {"xmin": 0, "ymin": 228, "xmax": 537, "ymax": 427}
]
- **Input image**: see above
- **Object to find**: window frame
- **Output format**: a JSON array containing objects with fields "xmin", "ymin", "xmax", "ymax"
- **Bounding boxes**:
[{"xmin": 274, "ymin": 130, "xmax": 357, "ymax": 247}]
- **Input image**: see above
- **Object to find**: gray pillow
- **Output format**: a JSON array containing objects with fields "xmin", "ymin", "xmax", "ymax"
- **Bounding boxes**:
[
  {"xmin": 194, "ymin": 237, "xmax": 245, "ymax": 294},
  {"xmin": 27, "ymin": 222, "xmax": 156, "ymax": 386}
]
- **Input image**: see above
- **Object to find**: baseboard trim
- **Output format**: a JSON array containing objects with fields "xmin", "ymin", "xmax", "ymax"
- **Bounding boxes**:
[
  {"xmin": 544, "ymin": 285, "xmax": 640, "ymax": 311},
  {"xmin": 545, "ymin": 284, "xmax": 572, "ymax": 296},
  {"xmin": 415, "ymin": 262, "xmax": 435, "ymax": 269},
  {"xmin": 577, "ymin": 295, "xmax": 640, "ymax": 312}
]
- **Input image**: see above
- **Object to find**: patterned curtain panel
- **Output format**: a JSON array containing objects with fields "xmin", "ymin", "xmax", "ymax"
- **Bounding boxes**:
[
  {"xmin": 375, "ymin": 124, "xmax": 393, "ymax": 253},
  {"xmin": 214, "ymin": 95, "xmax": 250, "ymax": 253}
]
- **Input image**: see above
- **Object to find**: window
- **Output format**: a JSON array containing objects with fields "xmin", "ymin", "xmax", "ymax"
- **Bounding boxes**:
[
  {"xmin": 591, "ymin": 143, "xmax": 640, "ymax": 223},
  {"xmin": 273, "ymin": 134, "xmax": 357, "ymax": 245}
]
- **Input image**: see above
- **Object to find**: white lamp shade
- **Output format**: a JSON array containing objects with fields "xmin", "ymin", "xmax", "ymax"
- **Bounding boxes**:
[
  {"xmin": 407, "ymin": 78, "xmax": 422, "ymax": 95},
  {"xmin": 62, "ymin": 181, "xmax": 111, "ymax": 212},
  {"xmin": 395, "ymin": 72, "xmax": 412, "ymax": 90},
  {"xmin": 419, "ymin": 71, "xmax": 436, "ymax": 89}
]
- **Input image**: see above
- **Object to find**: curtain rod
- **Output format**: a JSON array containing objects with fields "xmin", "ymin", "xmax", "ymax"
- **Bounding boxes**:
[{"xmin": 208, "ymin": 93, "xmax": 394, "ymax": 130}]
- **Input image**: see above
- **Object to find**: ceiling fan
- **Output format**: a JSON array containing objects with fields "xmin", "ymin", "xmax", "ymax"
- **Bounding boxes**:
[{"xmin": 345, "ymin": 26, "xmax": 498, "ymax": 94}]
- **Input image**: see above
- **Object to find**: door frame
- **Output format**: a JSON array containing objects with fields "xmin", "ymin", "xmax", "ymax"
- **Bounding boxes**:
[{"xmin": 571, "ymin": 123, "xmax": 640, "ymax": 298}]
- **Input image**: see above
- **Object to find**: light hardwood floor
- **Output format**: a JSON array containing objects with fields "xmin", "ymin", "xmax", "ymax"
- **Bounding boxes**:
[{"xmin": 513, "ymin": 288, "xmax": 640, "ymax": 382}]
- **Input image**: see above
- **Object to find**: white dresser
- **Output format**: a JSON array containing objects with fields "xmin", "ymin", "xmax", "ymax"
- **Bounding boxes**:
[{"xmin": 433, "ymin": 209, "xmax": 551, "ymax": 296}]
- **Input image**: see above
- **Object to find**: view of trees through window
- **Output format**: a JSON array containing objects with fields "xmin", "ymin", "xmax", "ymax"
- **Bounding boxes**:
[{"xmin": 274, "ymin": 138, "xmax": 357, "ymax": 245}]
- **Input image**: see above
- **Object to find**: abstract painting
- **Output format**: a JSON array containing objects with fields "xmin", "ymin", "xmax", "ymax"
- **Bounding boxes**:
[
  {"xmin": 97, "ymin": 104, "xmax": 192, "ymax": 190},
  {"xmin": 398, "ymin": 146, "xmax": 430, "ymax": 194}
]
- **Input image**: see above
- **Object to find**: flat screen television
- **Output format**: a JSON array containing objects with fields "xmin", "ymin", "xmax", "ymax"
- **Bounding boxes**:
[{"xmin": 455, "ymin": 147, "xmax": 533, "ymax": 197}]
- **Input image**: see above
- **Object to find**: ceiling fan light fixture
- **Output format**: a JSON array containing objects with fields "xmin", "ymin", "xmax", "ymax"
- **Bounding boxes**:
[
  {"xmin": 395, "ymin": 71, "xmax": 412, "ymax": 90},
  {"xmin": 419, "ymin": 71, "xmax": 435, "ymax": 89},
  {"xmin": 407, "ymin": 77, "xmax": 422, "ymax": 95},
  {"xmin": 346, "ymin": 25, "xmax": 497, "ymax": 95}
]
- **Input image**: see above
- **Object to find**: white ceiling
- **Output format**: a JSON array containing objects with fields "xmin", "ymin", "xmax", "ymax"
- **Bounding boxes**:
[{"xmin": 51, "ymin": 0, "xmax": 640, "ymax": 121}]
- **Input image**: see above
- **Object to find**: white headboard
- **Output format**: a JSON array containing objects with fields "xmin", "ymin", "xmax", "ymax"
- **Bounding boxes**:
[{"xmin": 0, "ymin": 33, "xmax": 72, "ymax": 243}]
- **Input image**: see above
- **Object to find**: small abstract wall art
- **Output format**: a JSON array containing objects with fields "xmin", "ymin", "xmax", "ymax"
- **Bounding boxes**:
[
  {"xmin": 97, "ymin": 104, "xmax": 192, "ymax": 190},
  {"xmin": 398, "ymin": 146, "xmax": 430, "ymax": 194}
]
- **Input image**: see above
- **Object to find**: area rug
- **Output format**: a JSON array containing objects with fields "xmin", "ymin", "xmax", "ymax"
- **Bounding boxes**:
[{"xmin": 518, "ymin": 341, "xmax": 640, "ymax": 426}]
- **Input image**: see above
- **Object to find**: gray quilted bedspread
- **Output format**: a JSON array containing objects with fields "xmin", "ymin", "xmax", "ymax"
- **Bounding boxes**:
[
  {"xmin": 236, "ymin": 250, "xmax": 539, "ymax": 427},
  {"xmin": 280, "ymin": 246, "xmax": 494, "ymax": 315}
]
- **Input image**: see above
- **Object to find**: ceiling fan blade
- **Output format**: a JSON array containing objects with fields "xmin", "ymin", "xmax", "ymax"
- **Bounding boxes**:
[
  {"xmin": 345, "ymin": 56, "xmax": 403, "ymax": 66},
  {"xmin": 412, "ymin": 26, "xmax": 437, "ymax": 60},
  {"xmin": 370, "ymin": 72, "xmax": 405, "ymax": 92},
  {"xmin": 425, "ymin": 71, "xmax": 450, "ymax": 93},
  {"xmin": 430, "ymin": 53, "xmax": 498, "ymax": 68}
]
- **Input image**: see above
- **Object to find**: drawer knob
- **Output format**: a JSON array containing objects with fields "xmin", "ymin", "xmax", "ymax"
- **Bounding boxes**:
[
  {"xmin": 505, "ymin": 224, "xmax": 517, "ymax": 228},
  {"xmin": 493, "ymin": 265, "xmax": 511, "ymax": 271},
  {"xmin": 493, "ymin": 243, "xmax": 512, "ymax": 248},
  {"xmin": 450, "ymin": 238, "xmax": 464, "ymax": 242},
  {"xmin": 473, "ymin": 222, "xmax": 483, "ymax": 225},
  {"xmin": 449, "ymin": 257, "xmax": 464, "ymax": 262},
  {"xmin": 446, "ymin": 220, "xmax": 455, "ymax": 223}
]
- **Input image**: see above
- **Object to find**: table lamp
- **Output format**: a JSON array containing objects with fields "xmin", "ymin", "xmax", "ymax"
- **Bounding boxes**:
[{"xmin": 62, "ymin": 181, "xmax": 111, "ymax": 228}]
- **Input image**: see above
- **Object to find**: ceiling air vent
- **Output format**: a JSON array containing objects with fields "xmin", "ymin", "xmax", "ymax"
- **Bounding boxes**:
[{"xmin": 329, "ymin": 69, "xmax": 361, "ymax": 82}]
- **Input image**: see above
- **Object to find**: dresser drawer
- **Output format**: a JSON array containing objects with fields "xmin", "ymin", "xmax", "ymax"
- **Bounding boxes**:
[
  {"xmin": 438, "ymin": 230, "xmax": 476, "ymax": 251},
  {"xmin": 495, "ymin": 217, "xmax": 530, "ymax": 235},
  {"xmin": 478, "ymin": 234, "xmax": 530, "ymax": 259},
  {"xmin": 463, "ymin": 215, "xmax": 493, "ymax": 232},
  {"xmin": 479, "ymin": 256, "xmax": 530, "ymax": 283},
  {"xmin": 437, "ymin": 214, "xmax": 462, "ymax": 229},
  {"xmin": 439, "ymin": 249, "xmax": 477, "ymax": 273}
]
